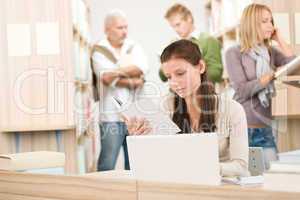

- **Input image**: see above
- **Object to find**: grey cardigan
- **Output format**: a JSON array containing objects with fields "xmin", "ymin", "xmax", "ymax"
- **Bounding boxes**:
[{"xmin": 225, "ymin": 45, "xmax": 295, "ymax": 126}]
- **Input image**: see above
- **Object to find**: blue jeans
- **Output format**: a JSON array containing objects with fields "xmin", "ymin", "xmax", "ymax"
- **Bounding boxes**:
[
  {"xmin": 248, "ymin": 127, "xmax": 278, "ymax": 169},
  {"xmin": 97, "ymin": 122, "xmax": 130, "ymax": 171}
]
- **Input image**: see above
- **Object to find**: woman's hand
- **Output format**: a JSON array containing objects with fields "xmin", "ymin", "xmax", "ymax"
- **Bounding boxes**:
[
  {"xmin": 122, "ymin": 116, "xmax": 152, "ymax": 135},
  {"xmin": 271, "ymin": 28, "xmax": 294, "ymax": 57},
  {"xmin": 259, "ymin": 72, "xmax": 275, "ymax": 87},
  {"xmin": 276, "ymin": 65, "xmax": 285, "ymax": 72},
  {"xmin": 271, "ymin": 28, "xmax": 282, "ymax": 43}
]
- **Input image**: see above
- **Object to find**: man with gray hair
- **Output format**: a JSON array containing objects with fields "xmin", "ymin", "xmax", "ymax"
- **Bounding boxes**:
[{"xmin": 92, "ymin": 9, "xmax": 148, "ymax": 171}]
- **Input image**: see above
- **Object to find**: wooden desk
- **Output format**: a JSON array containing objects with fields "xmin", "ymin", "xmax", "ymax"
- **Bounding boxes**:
[
  {"xmin": 138, "ymin": 181, "xmax": 300, "ymax": 200},
  {"xmin": 0, "ymin": 171, "xmax": 299, "ymax": 200},
  {"xmin": 0, "ymin": 171, "xmax": 136, "ymax": 200}
]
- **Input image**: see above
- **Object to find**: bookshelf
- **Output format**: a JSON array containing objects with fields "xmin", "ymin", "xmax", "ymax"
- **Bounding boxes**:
[
  {"xmin": 0, "ymin": 0, "xmax": 97, "ymax": 174},
  {"xmin": 204, "ymin": 0, "xmax": 252, "ymax": 82},
  {"xmin": 72, "ymin": 0, "xmax": 99, "ymax": 173}
]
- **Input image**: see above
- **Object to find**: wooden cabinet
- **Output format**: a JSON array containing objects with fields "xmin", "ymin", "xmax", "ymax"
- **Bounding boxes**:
[
  {"xmin": 272, "ymin": 79, "xmax": 300, "ymax": 118},
  {"xmin": 0, "ymin": 0, "xmax": 94, "ymax": 174},
  {"xmin": 0, "ymin": 0, "xmax": 74, "ymax": 131}
]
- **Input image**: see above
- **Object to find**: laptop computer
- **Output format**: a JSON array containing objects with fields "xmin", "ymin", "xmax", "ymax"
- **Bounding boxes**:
[{"xmin": 126, "ymin": 133, "xmax": 221, "ymax": 185}]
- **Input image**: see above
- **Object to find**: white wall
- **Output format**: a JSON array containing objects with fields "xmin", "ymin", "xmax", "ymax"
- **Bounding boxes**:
[{"xmin": 90, "ymin": 0, "xmax": 206, "ymax": 94}]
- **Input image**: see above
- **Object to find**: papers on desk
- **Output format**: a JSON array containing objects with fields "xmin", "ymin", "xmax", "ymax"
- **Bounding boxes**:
[
  {"xmin": 275, "ymin": 56, "xmax": 300, "ymax": 78},
  {"xmin": 278, "ymin": 149, "xmax": 300, "ymax": 163},
  {"xmin": 264, "ymin": 172, "xmax": 300, "ymax": 192},
  {"xmin": 222, "ymin": 176, "xmax": 264, "ymax": 186},
  {"xmin": 268, "ymin": 149, "xmax": 300, "ymax": 173},
  {"xmin": 264, "ymin": 151, "xmax": 300, "ymax": 192},
  {"xmin": 113, "ymin": 97, "xmax": 181, "ymax": 135},
  {"xmin": 269, "ymin": 161, "xmax": 300, "ymax": 173}
]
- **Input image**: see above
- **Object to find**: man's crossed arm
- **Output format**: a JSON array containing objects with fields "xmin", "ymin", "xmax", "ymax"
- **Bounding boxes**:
[{"xmin": 101, "ymin": 65, "xmax": 144, "ymax": 89}]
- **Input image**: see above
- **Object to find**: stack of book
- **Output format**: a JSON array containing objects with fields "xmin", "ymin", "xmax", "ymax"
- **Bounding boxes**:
[
  {"xmin": 263, "ymin": 150, "xmax": 300, "ymax": 192},
  {"xmin": 0, "ymin": 151, "xmax": 65, "ymax": 174}
]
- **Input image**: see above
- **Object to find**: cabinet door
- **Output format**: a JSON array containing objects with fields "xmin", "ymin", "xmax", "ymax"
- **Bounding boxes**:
[
  {"xmin": 272, "ymin": 81, "xmax": 300, "ymax": 117},
  {"xmin": 0, "ymin": 0, "xmax": 74, "ymax": 131}
]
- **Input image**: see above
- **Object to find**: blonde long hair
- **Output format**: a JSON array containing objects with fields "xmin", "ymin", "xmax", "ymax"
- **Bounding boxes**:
[{"xmin": 239, "ymin": 4, "xmax": 273, "ymax": 52}]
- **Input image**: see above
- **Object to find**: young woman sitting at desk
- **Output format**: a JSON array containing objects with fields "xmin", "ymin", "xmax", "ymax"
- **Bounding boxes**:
[{"xmin": 123, "ymin": 39, "xmax": 249, "ymax": 177}]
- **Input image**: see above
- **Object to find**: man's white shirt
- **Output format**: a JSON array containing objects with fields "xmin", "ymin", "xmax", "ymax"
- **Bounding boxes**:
[{"xmin": 92, "ymin": 38, "xmax": 148, "ymax": 122}]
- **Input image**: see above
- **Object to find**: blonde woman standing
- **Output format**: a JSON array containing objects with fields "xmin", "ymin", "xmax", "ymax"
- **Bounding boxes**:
[{"xmin": 225, "ymin": 4, "xmax": 296, "ymax": 169}]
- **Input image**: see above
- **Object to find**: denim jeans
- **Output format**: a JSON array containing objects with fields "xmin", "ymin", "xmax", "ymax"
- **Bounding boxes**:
[
  {"xmin": 97, "ymin": 122, "xmax": 130, "ymax": 171},
  {"xmin": 248, "ymin": 127, "xmax": 278, "ymax": 169}
]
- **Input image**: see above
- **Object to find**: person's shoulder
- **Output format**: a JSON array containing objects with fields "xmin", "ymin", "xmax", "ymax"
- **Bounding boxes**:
[
  {"xmin": 218, "ymin": 94, "xmax": 244, "ymax": 116},
  {"xmin": 198, "ymin": 32, "xmax": 220, "ymax": 42},
  {"xmin": 94, "ymin": 39, "xmax": 108, "ymax": 47},
  {"xmin": 269, "ymin": 45, "xmax": 282, "ymax": 55},
  {"xmin": 198, "ymin": 32, "xmax": 210, "ymax": 39},
  {"xmin": 269, "ymin": 45, "xmax": 279, "ymax": 51},
  {"xmin": 125, "ymin": 38, "xmax": 144, "ymax": 51},
  {"xmin": 228, "ymin": 98, "xmax": 244, "ymax": 111},
  {"xmin": 226, "ymin": 44, "xmax": 241, "ymax": 55},
  {"xmin": 92, "ymin": 39, "xmax": 108, "ymax": 53},
  {"xmin": 125, "ymin": 38, "xmax": 140, "ymax": 47},
  {"xmin": 91, "ymin": 39, "xmax": 114, "ymax": 62}
]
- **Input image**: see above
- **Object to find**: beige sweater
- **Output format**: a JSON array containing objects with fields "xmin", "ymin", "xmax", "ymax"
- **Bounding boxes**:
[{"xmin": 162, "ymin": 93, "xmax": 250, "ymax": 177}]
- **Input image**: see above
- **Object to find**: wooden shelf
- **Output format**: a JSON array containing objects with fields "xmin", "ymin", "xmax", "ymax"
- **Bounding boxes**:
[
  {"xmin": 277, "ymin": 75, "xmax": 300, "ymax": 88},
  {"xmin": 273, "ymin": 115, "xmax": 300, "ymax": 119},
  {"xmin": 272, "ymin": 78, "xmax": 300, "ymax": 119},
  {"xmin": 205, "ymin": 0, "xmax": 212, "ymax": 9},
  {"xmin": 212, "ymin": 22, "xmax": 239, "ymax": 39},
  {"xmin": 1, "ymin": 125, "xmax": 76, "ymax": 133},
  {"xmin": 73, "ymin": 25, "xmax": 90, "ymax": 48},
  {"xmin": 75, "ymin": 80, "xmax": 90, "ymax": 92}
]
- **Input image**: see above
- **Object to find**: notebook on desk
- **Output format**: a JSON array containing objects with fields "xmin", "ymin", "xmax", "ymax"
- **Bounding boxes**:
[{"xmin": 127, "ymin": 133, "xmax": 221, "ymax": 185}]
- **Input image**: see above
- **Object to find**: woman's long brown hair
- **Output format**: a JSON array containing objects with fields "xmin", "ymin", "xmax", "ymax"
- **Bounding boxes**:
[{"xmin": 160, "ymin": 39, "xmax": 217, "ymax": 133}]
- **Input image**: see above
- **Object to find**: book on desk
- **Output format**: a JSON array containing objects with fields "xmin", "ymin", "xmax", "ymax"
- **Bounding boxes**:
[
  {"xmin": 0, "ymin": 151, "xmax": 65, "ymax": 174},
  {"xmin": 263, "ymin": 149, "xmax": 300, "ymax": 192}
]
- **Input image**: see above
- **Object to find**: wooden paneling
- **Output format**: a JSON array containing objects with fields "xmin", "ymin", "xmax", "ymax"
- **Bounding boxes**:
[
  {"xmin": 63, "ymin": 129, "xmax": 78, "ymax": 174},
  {"xmin": 0, "ymin": 0, "xmax": 74, "ymax": 131},
  {"xmin": 272, "ymin": 81, "xmax": 300, "ymax": 118},
  {"xmin": 0, "ymin": 0, "xmax": 80, "ymax": 173}
]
